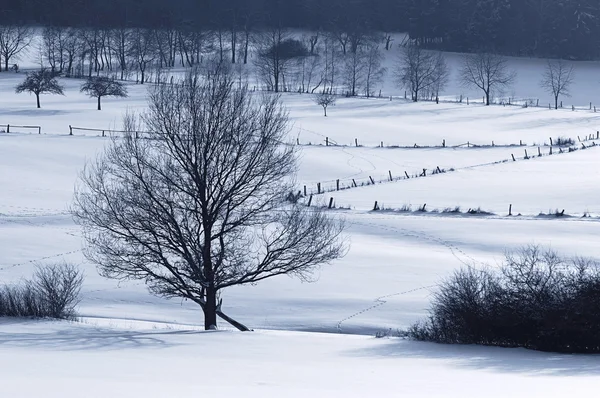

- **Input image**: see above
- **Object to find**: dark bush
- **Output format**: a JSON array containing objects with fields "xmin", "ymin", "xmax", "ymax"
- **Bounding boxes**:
[
  {"xmin": 0, "ymin": 262, "xmax": 84, "ymax": 320},
  {"xmin": 265, "ymin": 39, "xmax": 309, "ymax": 60},
  {"xmin": 410, "ymin": 246, "xmax": 600, "ymax": 353},
  {"xmin": 553, "ymin": 136, "xmax": 575, "ymax": 146}
]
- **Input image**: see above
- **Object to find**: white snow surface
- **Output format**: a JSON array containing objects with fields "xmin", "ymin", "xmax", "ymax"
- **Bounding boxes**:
[{"xmin": 2, "ymin": 47, "xmax": 600, "ymax": 395}]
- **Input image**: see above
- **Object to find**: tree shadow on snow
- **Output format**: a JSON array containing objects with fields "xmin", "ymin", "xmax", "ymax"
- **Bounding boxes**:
[
  {"xmin": 0, "ymin": 319, "xmax": 202, "ymax": 351},
  {"xmin": 348, "ymin": 339, "xmax": 600, "ymax": 376}
]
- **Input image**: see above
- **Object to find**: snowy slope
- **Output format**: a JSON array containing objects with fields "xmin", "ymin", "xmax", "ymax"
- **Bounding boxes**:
[
  {"xmin": 2, "ymin": 320, "xmax": 600, "ymax": 398},
  {"xmin": 2, "ymin": 57, "xmax": 600, "ymax": 396}
]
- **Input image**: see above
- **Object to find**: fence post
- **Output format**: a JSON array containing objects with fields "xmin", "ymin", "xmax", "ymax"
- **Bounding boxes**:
[
  {"xmin": 69, "ymin": 125, "xmax": 73, "ymax": 136},
  {"xmin": 317, "ymin": 183, "xmax": 321, "ymax": 194},
  {"xmin": 404, "ymin": 171, "xmax": 409, "ymax": 179},
  {"xmin": 102, "ymin": 130, "xmax": 105, "ymax": 137},
  {"xmin": 538, "ymin": 147, "xmax": 541, "ymax": 157},
  {"xmin": 336, "ymin": 180, "xmax": 340, "ymax": 191},
  {"xmin": 297, "ymin": 138, "xmax": 300, "ymax": 145},
  {"xmin": 509, "ymin": 204, "xmax": 512, "ymax": 216},
  {"xmin": 442, "ymin": 139, "xmax": 446, "ymax": 148},
  {"xmin": 307, "ymin": 195, "xmax": 313, "ymax": 207},
  {"xmin": 38, "ymin": 126, "xmax": 41, "ymax": 135},
  {"xmin": 326, "ymin": 137, "xmax": 329, "ymax": 146},
  {"xmin": 355, "ymin": 138, "xmax": 358, "ymax": 147},
  {"xmin": 352, "ymin": 179, "xmax": 357, "ymax": 188},
  {"xmin": 388, "ymin": 171, "xmax": 393, "ymax": 181},
  {"xmin": 328, "ymin": 197, "xmax": 334, "ymax": 209},
  {"xmin": 6, "ymin": 124, "xmax": 9, "ymax": 133},
  {"xmin": 549, "ymin": 147, "xmax": 553, "ymax": 155},
  {"xmin": 512, "ymin": 154, "xmax": 516, "ymax": 161},
  {"xmin": 380, "ymin": 141, "xmax": 384, "ymax": 148},
  {"xmin": 549, "ymin": 137, "xmax": 553, "ymax": 146},
  {"xmin": 373, "ymin": 201, "xmax": 379, "ymax": 211},
  {"xmin": 524, "ymin": 149, "xmax": 529, "ymax": 159},
  {"xmin": 303, "ymin": 185, "xmax": 307, "ymax": 197},
  {"xmin": 369, "ymin": 176, "xmax": 375, "ymax": 184}
]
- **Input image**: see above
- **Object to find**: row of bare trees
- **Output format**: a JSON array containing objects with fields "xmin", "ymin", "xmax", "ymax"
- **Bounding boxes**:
[
  {"xmin": 254, "ymin": 29, "xmax": 575, "ymax": 109},
  {"xmin": 40, "ymin": 27, "xmax": 210, "ymax": 83},
  {"xmin": 396, "ymin": 48, "xmax": 574, "ymax": 108},
  {"xmin": 253, "ymin": 28, "xmax": 387, "ymax": 97}
]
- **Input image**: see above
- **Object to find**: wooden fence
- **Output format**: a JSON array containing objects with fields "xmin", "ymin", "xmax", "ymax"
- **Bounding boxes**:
[{"xmin": 0, "ymin": 124, "xmax": 42, "ymax": 134}]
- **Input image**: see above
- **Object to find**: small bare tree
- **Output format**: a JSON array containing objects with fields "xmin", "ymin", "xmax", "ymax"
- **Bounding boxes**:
[
  {"xmin": 15, "ymin": 69, "xmax": 65, "ymax": 108},
  {"xmin": 0, "ymin": 25, "xmax": 33, "ymax": 72},
  {"xmin": 459, "ymin": 52, "xmax": 516, "ymax": 106},
  {"xmin": 540, "ymin": 60, "xmax": 574, "ymax": 110},
  {"xmin": 395, "ymin": 47, "xmax": 447, "ymax": 102},
  {"xmin": 80, "ymin": 76, "xmax": 128, "ymax": 110},
  {"xmin": 72, "ymin": 64, "xmax": 346, "ymax": 331},
  {"xmin": 314, "ymin": 92, "xmax": 336, "ymax": 116}
]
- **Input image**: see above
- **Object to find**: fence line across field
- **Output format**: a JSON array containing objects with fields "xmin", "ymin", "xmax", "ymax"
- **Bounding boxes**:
[
  {"xmin": 3, "ymin": 122, "xmax": 600, "ymax": 149},
  {"xmin": 302, "ymin": 139, "xmax": 599, "ymax": 200}
]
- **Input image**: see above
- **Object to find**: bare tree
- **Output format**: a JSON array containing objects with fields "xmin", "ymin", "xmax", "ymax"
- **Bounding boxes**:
[
  {"xmin": 15, "ymin": 69, "xmax": 65, "ymax": 108},
  {"xmin": 80, "ymin": 76, "xmax": 128, "ymax": 110},
  {"xmin": 111, "ymin": 28, "xmax": 130, "ymax": 80},
  {"xmin": 540, "ymin": 59, "xmax": 574, "ymax": 110},
  {"xmin": 62, "ymin": 28, "xmax": 80, "ymax": 77},
  {"xmin": 363, "ymin": 45, "xmax": 386, "ymax": 97},
  {"xmin": 395, "ymin": 46, "xmax": 447, "ymax": 102},
  {"xmin": 130, "ymin": 29, "xmax": 156, "ymax": 84},
  {"xmin": 322, "ymin": 35, "xmax": 341, "ymax": 93},
  {"xmin": 0, "ymin": 25, "xmax": 33, "ymax": 72},
  {"xmin": 72, "ymin": 64, "xmax": 346, "ymax": 331},
  {"xmin": 314, "ymin": 92, "xmax": 337, "ymax": 116},
  {"xmin": 42, "ymin": 27, "xmax": 65, "ymax": 73},
  {"xmin": 254, "ymin": 28, "xmax": 308, "ymax": 93},
  {"xmin": 427, "ymin": 53, "xmax": 450, "ymax": 103},
  {"xmin": 459, "ymin": 52, "xmax": 516, "ymax": 106},
  {"xmin": 342, "ymin": 49, "xmax": 366, "ymax": 96}
]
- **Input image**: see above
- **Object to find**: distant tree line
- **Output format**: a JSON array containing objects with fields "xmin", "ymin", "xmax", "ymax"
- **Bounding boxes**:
[
  {"xmin": 3, "ymin": 0, "xmax": 600, "ymax": 60},
  {"xmin": 405, "ymin": 0, "xmax": 600, "ymax": 60}
]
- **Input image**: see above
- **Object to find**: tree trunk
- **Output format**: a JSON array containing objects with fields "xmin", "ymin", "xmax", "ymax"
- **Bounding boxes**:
[
  {"xmin": 486, "ymin": 91, "xmax": 490, "ymax": 106},
  {"xmin": 555, "ymin": 95, "xmax": 559, "ymax": 110},
  {"xmin": 36, "ymin": 94, "xmax": 41, "ymax": 109},
  {"xmin": 203, "ymin": 286, "xmax": 218, "ymax": 330},
  {"xmin": 323, "ymin": 106, "xmax": 327, "ymax": 117},
  {"xmin": 97, "ymin": 96, "xmax": 102, "ymax": 111},
  {"xmin": 216, "ymin": 308, "xmax": 250, "ymax": 331},
  {"xmin": 5, "ymin": 57, "xmax": 8, "ymax": 72}
]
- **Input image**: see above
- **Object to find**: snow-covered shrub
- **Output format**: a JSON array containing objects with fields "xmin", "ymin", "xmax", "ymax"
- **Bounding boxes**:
[
  {"xmin": 0, "ymin": 262, "xmax": 83, "ymax": 319},
  {"xmin": 410, "ymin": 246, "xmax": 600, "ymax": 353}
]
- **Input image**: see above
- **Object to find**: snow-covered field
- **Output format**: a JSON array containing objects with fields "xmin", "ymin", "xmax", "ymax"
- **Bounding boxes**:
[{"xmin": 2, "ymin": 51, "xmax": 600, "ymax": 395}]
